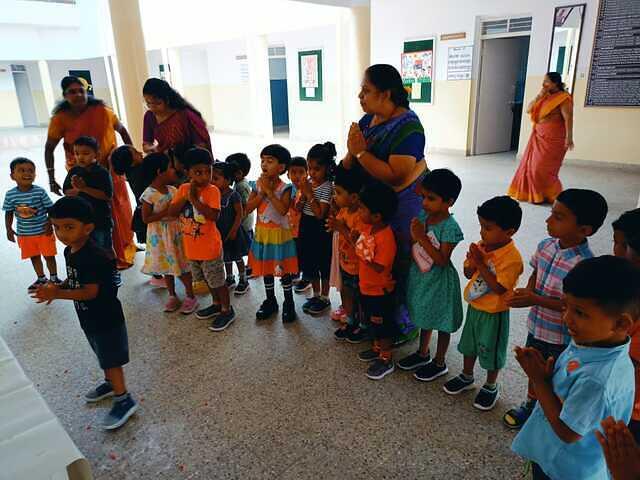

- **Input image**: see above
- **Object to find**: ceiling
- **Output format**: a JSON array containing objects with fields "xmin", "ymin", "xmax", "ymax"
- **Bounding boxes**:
[{"xmin": 290, "ymin": 0, "xmax": 369, "ymax": 7}]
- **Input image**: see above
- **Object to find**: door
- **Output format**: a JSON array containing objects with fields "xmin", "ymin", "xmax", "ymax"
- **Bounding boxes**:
[
  {"xmin": 474, "ymin": 37, "xmax": 526, "ymax": 155},
  {"xmin": 268, "ymin": 53, "xmax": 290, "ymax": 134},
  {"xmin": 12, "ymin": 71, "xmax": 38, "ymax": 127}
]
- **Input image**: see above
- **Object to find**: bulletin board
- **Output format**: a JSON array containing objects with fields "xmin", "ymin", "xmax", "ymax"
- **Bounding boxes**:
[
  {"xmin": 401, "ymin": 38, "xmax": 435, "ymax": 104},
  {"xmin": 298, "ymin": 49, "xmax": 323, "ymax": 101}
]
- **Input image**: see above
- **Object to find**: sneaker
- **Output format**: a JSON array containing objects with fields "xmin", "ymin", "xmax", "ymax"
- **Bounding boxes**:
[
  {"xmin": 414, "ymin": 362, "xmax": 448, "ymax": 382},
  {"xmin": 209, "ymin": 307, "xmax": 236, "ymax": 331},
  {"xmin": 443, "ymin": 374, "xmax": 476, "ymax": 395},
  {"xmin": 225, "ymin": 276, "xmax": 236, "ymax": 289},
  {"xmin": 366, "ymin": 359, "xmax": 395, "ymax": 380},
  {"xmin": 234, "ymin": 279, "xmax": 250, "ymax": 296},
  {"xmin": 84, "ymin": 382, "xmax": 114, "ymax": 403},
  {"xmin": 334, "ymin": 324, "xmax": 356, "ymax": 341},
  {"xmin": 101, "ymin": 394, "xmax": 139, "ymax": 430},
  {"xmin": 149, "ymin": 276, "xmax": 166, "ymax": 288},
  {"xmin": 196, "ymin": 304, "xmax": 222, "ymax": 320},
  {"xmin": 282, "ymin": 300, "xmax": 297, "ymax": 323},
  {"xmin": 28, "ymin": 278, "xmax": 47, "ymax": 292},
  {"xmin": 346, "ymin": 327, "xmax": 369, "ymax": 344},
  {"xmin": 474, "ymin": 384, "xmax": 500, "ymax": 411},
  {"xmin": 180, "ymin": 296, "xmax": 199, "ymax": 315},
  {"xmin": 256, "ymin": 298, "xmax": 279, "ymax": 320},
  {"xmin": 164, "ymin": 296, "xmax": 181, "ymax": 313},
  {"xmin": 294, "ymin": 279, "xmax": 312, "ymax": 294},
  {"xmin": 307, "ymin": 297, "xmax": 331, "ymax": 316},
  {"xmin": 358, "ymin": 348, "xmax": 380, "ymax": 362},
  {"xmin": 393, "ymin": 328, "xmax": 419, "ymax": 347},
  {"xmin": 398, "ymin": 352, "xmax": 432, "ymax": 371},
  {"xmin": 503, "ymin": 400, "xmax": 536, "ymax": 430},
  {"xmin": 50, "ymin": 277, "xmax": 63, "ymax": 286},
  {"xmin": 331, "ymin": 306, "xmax": 346, "ymax": 322},
  {"xmin": 302, "ymin": 296, "xmax": 320, "ymax": 313}
]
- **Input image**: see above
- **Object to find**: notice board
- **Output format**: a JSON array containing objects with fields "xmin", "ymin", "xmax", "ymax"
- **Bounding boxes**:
[
  {"xmin": 298, "ymin": 50, "xmax": 323, "ymax": 101},
  {"xmin": 402, "ymin": 38, "xmax": 435, "ymax": 104},
  {"xmin": 585, "ymin": 0, "xmax": 640, "ymax": 107}
]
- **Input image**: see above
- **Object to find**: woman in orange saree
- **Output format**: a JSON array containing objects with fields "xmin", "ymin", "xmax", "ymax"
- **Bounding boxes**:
[
  {"xmin": 508, "ymin": 72, "xmax": 574, "ymax": 204},
  {"xmin": 45, "ymin": 76, "xmax": 137, "ymax": 269}
]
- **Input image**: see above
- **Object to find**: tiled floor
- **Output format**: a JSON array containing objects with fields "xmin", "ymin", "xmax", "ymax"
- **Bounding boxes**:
[{"xmin": 1, "ymin": 128, "xmax": 639, "ymax": 479}]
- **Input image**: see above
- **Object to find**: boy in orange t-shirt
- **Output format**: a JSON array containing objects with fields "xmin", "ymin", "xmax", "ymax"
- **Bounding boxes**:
[
  {"xmin": 354, "ymin": 182, "xmax": 398, "ymax": 381},
  {"xmin": 169, "ymin": 148, "xmax": 234, "ymax": 331}
]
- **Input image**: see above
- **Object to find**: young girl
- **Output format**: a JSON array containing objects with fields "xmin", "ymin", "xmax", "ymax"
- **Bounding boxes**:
[
  {"xmin": 140, "ymin": 153, "xmax": 198, "ymax": 314},
  {"xmin": 246, "ymin": 144, "xmax": 298, "ymax": 323},
  {"xmin": 296, "ymin": 142, "xmax": 336, "ymax": 316},
  {"xmin": 211, "ymin": 162, "xmax": 251, "ymax": 295},
  {"xmin": 226, "ymin": 153, "xmax": 254, "ymax": 284},
  {"xmin": 400, "ymin": 169, "xmax": 464, "ymax": 381},
  {"xmin": 287, "ymin": 156, "xmax": 309, "ymax": 292}
]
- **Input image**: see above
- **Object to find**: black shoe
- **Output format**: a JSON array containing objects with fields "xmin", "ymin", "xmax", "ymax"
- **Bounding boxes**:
[
  {"xmin": 346, "ymin": 327, "xmax": 368, "ymax": 344},
  {"xmin": 334, "ymin": 324, "xmax": 356, "ymax": 341},
  {"xmin": 307, "ymin": 297, "xmax": 331, "ymax": 316},
  {"xmin": 234, "ymin": 279, "xmax": 250, "ymax": 296},
  {"xmin": 282, "ymin": 300, "xmax": 297, "ymax": 323},
  {"xmin": 101, "ymin": 394, "xmax": 139, "ymax": 430},
  {"xmin": 225, "ymin": 276, "xmax": 236, "ymax": 289},
  {"xmin": 366, "ymin": 359, "xmax": 395, "ymax": 380},
  {"xmin": 474, "ymin": 384, "xmax": 500, "ymax": 411},
  {"xmin": 294, "ymin": 279, "xmax": 312, "ymax": 294},
  {"xmin": 397, "ymin": 352, "xmax": 432, "ymax": 371},
  {"xmin": 443, "ymin": 374, "xmax": 475, "ymax": 395},
  {"xmin": 414, "ymin": 362, "xmax": 448, "ymax": 382},
  {"xmin": 358, "ymin": 348, "xmax": 379, "ymax": 362},
  {"xmin": 302, "ymin": 296, "xmax": 320, "ymax": 313},
  {"xmin": 503, "ymin": 400, "xmax": 536, "ymax": 430},
  {"xmin": 28, "ymin": 278, "xmax": 47, "ymax": 292},
  {"xmin": 256, "ymin": 298, "xmax": 279, "ymax": 320},
  {"xmin": 196, "ymin": 304, "xmax": 222, "ymax": 319},
  {"xmin": 209, "ymin": 307, "xmax": 236, "ymax": 331},
  {"xmin": 84, "ymin": 381, "xmax": 114, "ymax": 403}
]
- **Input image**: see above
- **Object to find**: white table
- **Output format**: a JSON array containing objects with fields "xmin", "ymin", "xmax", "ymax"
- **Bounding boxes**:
[{"xmin": 0, "ymin": 336, "xmax": 93, "ymax": 480}]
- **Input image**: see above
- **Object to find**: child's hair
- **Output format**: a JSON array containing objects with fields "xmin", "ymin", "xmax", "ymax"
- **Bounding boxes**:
[
  {"xmin": 260, "ymin": 144, "xmax": 291, "ymax": 171},
  {"xmin": 225, "ymin": 153, "xmax": 251, "ymax": 177},
  {"xmin": 307, "ymin": 142, "xmax": 337, "ymax": 179},
  {"xmin": 612, "ymin": 208, "xmax": 640, "ymax": 237},
  {"xmin": 421, "ymin": 168, "xmax": 462, "ymax": 203},
  {"xmin": 290, "ymin": 156, "xmax": 308, "ymax": 170},
  {"xmin": 477, "ymin": 196, "xmax": 522, "ymax": 232},
  {"xmin": 141, "ymin": 152, "xmax": 171, "ymax": 185},
  {"xmin": 111, "ymin": 145, "xmax": 135, "ymax": 175},
  {"xmin": 627, "ymin": 233, "xmax": 640, "ymax": 257},
  {"xmin": 49, "ymin": 196, "xmax": 94, "ymax": 224},
  {"xmin": 334, "ymin": 163, "xmax": 364, "ymax": 194},
  {"xmin": 183, "ymin": 147, "xmax": 213, "ymax": 170},
  {"xmin": 73, "ymin": 135, "xmax": 99, "ymax": 153},
  {"xmin": 10, "ymin": 157, "xmax": 35, "ymax": 173},
  {"xmin": 359, "ymin": 181, "xmax": 398, "ymax": 222},
  {"xmin": 556, "ymin": 188, "xmax": 608, "ymax": 235},
  {"xmin": 563, "ymin": 255, "xmax": 640, "ymax": 316},
  {"xmin": 212, "ymin": 161, "xmax": 235, "ymax": 183}
]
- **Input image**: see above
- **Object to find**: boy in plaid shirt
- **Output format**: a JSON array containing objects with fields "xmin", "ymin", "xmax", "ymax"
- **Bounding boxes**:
[{"xmin": 504, "ymin": 189, "xmax": 608, "ymax": 430}]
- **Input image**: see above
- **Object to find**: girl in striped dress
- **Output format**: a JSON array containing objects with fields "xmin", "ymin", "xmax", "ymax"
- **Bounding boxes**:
[{"xmin": 246, "ymin": 144, "xmax": 298, "ymax": 323}]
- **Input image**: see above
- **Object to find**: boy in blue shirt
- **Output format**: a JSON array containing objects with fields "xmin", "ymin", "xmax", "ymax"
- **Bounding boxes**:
[{"xmin": 512, "ymin": 256, "xmax": 639, "ymax": 479}]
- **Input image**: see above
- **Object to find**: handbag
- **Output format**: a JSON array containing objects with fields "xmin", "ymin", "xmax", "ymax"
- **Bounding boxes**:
[{"xmin": 411, "ymin": 230, "xmax": 440, "ymax": 273}]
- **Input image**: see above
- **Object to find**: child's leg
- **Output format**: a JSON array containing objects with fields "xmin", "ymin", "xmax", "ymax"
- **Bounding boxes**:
[
  {"xmin": 44, "ymin": 255, "xmax": 58, "ymax": 277},
  {"xmin": 236, "ymin": 259, "xmax": 246, "ymax": 282},
  {"xmin": 320, "ymin": 276, "xmax": 330, "ymax": 297},
  {"xmin": 224, "ymin": 262, "xmax": 234, "ymax": 279},
  {"xmin": 264, "ymin": 275, "xmax": 276, "ymax": 300},
  {"xmin": 282, "ymin": 273, "xmax": 294, "ymax": 304},
  {"xmin": 104, "ymin": 367, "xmax": 127, "ymax": 396},
  {"xmin": 341, "ymin": 284, "xmax": 354, "ymax": 319},
  {"xmin": 419, "ymin": 329, "xmax": 433, "ymax": 357},
  {"xmin": 311, "ymin": 277, "xmax": 321, "ymax": 297},
  {"xmin": 178, "ymin": 272, "xmax": 195, "ymax": 298},
  {"xmin": 164, "ymin": 275, "xmax": 176, "ymax": 297},
  {"xmin": 213, "ymin": 285, "xmax": 231, "ymax": 312},
  {"xmin": 434, "ymin": 332, "xmax": 451, "ymax": 365},
  {"xmin": 486, "ymin": 369, "xmax": 500, "ymax": 386},
  {"xmin": 462, "ymin": 355, "xmax": 476, "ymax": 378},
  {"xmin": 30, "ymin": 256, "xmax": 45, "ymax": 277}
]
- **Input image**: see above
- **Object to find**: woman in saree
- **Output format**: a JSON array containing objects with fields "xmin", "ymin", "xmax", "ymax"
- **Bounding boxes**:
[
  {"xmin": 342, "ymin": 64, "xmax": 427, "ymax": 343},
  {"xmin": 45, "ymin": 76, "xmax": 136, "ymax": 269},
  {"xmin": 508, "ymin": 72, "xmax": 574, "ymax": 204}
]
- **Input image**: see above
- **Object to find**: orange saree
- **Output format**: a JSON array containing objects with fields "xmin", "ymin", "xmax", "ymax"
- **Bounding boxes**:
[
  {"xmin": 47, "ymin": 104, "xmax": 136, "ymax": 268},
  {"xmin": 507, "ymin": 92, "xmax": 572, "ymax": 204}
]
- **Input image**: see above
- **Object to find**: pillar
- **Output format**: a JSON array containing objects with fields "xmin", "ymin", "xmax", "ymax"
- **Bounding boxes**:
[
  {"xmin": 37, "ymin": 60, "xmax": 55, "ymax": 115},
  {"xmin": 107, "ymin": 0, "xmax": 149, "ymax": 149},
  {"xmin": 246, "ymin": 35, "xmax": 273, "ymax": 139}
]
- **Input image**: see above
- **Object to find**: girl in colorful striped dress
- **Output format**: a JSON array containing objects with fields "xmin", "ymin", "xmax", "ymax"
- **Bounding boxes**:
[{"xmin": 246, "ymin": 144, "xmax": 298, "ymax": 323}]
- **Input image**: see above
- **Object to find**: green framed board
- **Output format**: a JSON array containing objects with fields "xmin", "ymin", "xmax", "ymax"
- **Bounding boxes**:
[
  {"xmin": 298, "ymin": 49, "xmax": 323, "ymax": 101},
  {"xmin": 401, "ymin": 38, "xmax": 435, "ymax": 104}
]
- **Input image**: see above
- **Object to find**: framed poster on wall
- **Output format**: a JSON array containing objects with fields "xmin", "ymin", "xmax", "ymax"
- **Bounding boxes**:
[
  {"xmin": 298, "ymin": 49, "xmax": 323, "ymax": 101},
  {"xmin": 402, "ymin": 38, "xmax": 435, "ymax": 104}
]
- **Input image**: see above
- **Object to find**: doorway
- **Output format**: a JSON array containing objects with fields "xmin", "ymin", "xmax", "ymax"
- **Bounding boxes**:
[
  {"xmin": 268, "ymin": 46, "xmax": 290, "ymax": 135},
  {"xmin": 11, "ymin": 66, "xmax": 38, "ymax": 127},
  {"xmin": 474, "ymin": 35, "xmax": 530, "ymax": 155}
]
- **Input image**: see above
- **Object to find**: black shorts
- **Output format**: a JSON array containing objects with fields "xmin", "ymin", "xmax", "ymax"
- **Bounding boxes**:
[
  {"xmin": 525, "ymin": 333, "xmax": 567, "ymax": 361},
  {"xmin": 84, "ymin": 323, "xmax": 130, "ymax": 370},
  {"xmin": 298, "ymin": 214, "xmax": 332, "ymax": 280},
  {"xmin": 360, "ymin": 292, "xmax": 397, "ymax": 340},
  {"xmin": 340, "ymin": 269, "xmax": 359, "ymax": 291}
]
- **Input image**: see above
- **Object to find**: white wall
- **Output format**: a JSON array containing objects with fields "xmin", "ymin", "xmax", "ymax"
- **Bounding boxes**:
[{"xmin": 0, "ymin": 64, "xmax": 23, "ymax": 127}]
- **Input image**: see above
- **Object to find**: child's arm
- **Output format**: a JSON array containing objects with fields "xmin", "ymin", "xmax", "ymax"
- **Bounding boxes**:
[
  {"xmin": 301, "ymin": 181, "xmax": 329, "ymax": 219},
  {"xmin": 227, "ymin": 197, "xmax": 243, "ymax": 241},
  {"xmin": 141, "ymin": 201, "xmax": 168, "ymax": 224},
  {"xmin": 265, "ymin": 186, "xmax": 291, "ymax": 217},
  {"xmin": 188, "ymin": 183, "xmax": 219, "ymax": 221},
  {"xmin": 168, "ymin": 193, "xmax": 187, "ymax": 218},
  {"xmin": 468, "ymin": 243, "xmax": 507, "ymax": 294},
  {"xmin": 410, "ymin": 217, "xmax": 456, "ymax": 267},
  {"xmin": 515, "ymin": 346, "xmax": 582, "ymax": 443},
  {"xmin": 31, "ymin": 282, "xmax": 99, "ymax": 304},
  {"xmin": 596, "ymin": 417, "xmax": 640, "ymax": 480},
  {"xmin": 509, "ymin": 269, "xmax": 564, "ymax": 311},
  {"xmin": 72, "ymin": 176, "xmax": 111, "ymax": 201},
  {"xmin": 244, "ymin": 190, "xmax": 261, "ymax": 215},
  {"xmin": 5, "ymin": 211, "xmax": 15, "ymax": 242}
]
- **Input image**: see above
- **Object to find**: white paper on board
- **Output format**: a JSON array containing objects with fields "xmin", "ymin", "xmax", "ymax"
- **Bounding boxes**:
[
  {"xmin": 411, "ymin": 82, "xmax": 421, "ymax": 100},
  {"xmin": 305, "ymin": 87, "xmax": 315, "ymax": 97}
]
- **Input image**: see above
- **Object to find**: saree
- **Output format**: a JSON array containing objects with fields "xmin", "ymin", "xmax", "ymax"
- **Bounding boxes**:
[
  {"xmin": 508, "ymin": 92, "xmax": 572, "ymax": 204},
  {"xmin": 47, "ymin": 104, "xmax": 136, "ymax": 268},
  {"xmin": 358, "ymin": 111, "xmax": 426, "ymax": 336},
  {"xmin": 143, "ymin": 109, "xmax": 212, "ymax": 158}
]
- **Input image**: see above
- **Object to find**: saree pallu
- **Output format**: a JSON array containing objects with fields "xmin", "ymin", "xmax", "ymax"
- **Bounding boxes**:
[{"xmin": 143, "ymin": 109, "xmax": 212, "ymax": 158}]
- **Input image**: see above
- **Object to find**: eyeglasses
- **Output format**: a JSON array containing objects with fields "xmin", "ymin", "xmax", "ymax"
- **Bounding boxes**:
[{"xmin": 65, "ymin": 88, "xmax": 85, "ymax": 95}]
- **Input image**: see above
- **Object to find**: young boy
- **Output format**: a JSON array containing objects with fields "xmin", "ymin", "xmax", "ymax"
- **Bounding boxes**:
[
  {"xmin": 3, "ymin": 157, "xmax": 60, "ymax": 291},
  {"xmin": 443, "ymin": 196, "xmax": 523, "ymax": 410},
  {"xmin": 328, "ymin": 164, "xmax": 365, "ymax": 343},
  {"xmin": 287, "ymin": 156, "xmax": 310, "ymax": 293},
  {"xmin": 31, "ymin": 196, "xmax": 138, "ymax": 430},
  {"xmin": 512, "ymin": 256, "xmax": 639, "ymax": 480},
  {"xmin": 169, "ymin": 147, "xmax": 234, "ymax": 331},
  {"xmin": 504, "ymin": 188, "xmax": 608, "ymax": 429},
  {"xmin": 354, "ymin": 182, "xmax": 399, "ymax": 380}
]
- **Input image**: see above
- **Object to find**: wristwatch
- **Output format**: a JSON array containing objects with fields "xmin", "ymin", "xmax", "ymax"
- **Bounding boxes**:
[{"xmin": 356, "ymin": 150, "xmax": 367, "ymax": 160}]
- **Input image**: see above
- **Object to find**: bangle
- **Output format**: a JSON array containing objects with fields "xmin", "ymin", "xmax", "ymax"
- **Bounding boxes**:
[{"xmin": 356, "ymin": 150, "xmax": 367, "ymax": 160}]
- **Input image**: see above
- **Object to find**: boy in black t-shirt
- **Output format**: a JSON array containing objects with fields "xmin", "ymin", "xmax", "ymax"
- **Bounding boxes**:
[{"xmin": 31, "ymin": 196, "xmax": 138, "ymax": 430}]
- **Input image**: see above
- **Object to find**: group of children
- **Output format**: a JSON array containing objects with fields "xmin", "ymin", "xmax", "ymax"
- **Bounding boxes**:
[{"xmin": 4, "ymin": 136, "xmax": 640, "ymax": 479}]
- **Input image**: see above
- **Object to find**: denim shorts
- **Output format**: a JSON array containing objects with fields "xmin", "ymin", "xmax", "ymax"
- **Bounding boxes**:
[{"xmin": 84, "ymin": 323, "xmax": 129, "ymax": 370}]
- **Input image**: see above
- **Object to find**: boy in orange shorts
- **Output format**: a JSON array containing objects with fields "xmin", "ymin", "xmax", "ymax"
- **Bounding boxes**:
[{"xmin": 3, "ymin": 157, "xmax": 59, "ymax": 292}]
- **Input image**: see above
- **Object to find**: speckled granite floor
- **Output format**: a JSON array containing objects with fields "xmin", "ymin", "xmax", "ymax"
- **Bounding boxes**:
[{"xmin": 1, "ymin": 132, "xmax": 639, "ymax": 479}]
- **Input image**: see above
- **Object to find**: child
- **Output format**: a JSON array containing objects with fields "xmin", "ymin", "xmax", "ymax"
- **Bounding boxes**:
[
  {"xmin": 246, "ymin": 144, "xmax": 298, "ymax": 323},
  {"xmin": 111, "ymin": 145, "xmax": 147, "ymax": 243},
  {"xmin": 140, "ymin": 153, "xmax": 198, "ymax": 314},
  {"xmin": 443, "ymin": 196, "xmax": 523, "ymax": 410},
  {"xmin": 226, "ymin": 153, "xmax": 254, "ymax": 288},
  {"xmin": 328, "ymin": 164, "xmax": 365, "ymax": 342},
  {"xmin": 504, "ymin": 188, "xmax": 608, "ymax": 428},
  {"xmin": 612, "ymin": 208, "xmax": 640, "ymax": 259},
  {"xmin": 355, "ymin": 182, "xmax": 399, "ymax": 380},
  {"xmin": 512, "ymin": 256, "xmax": 639, "ymax": 480},
  {"xmin": 296, "ymin": 142, "xmax": 336, "ymax": 315},
  {"xmin": 399, "ymin": 169, "xmax": 464, "ymax": 382},
  {"xmin": 3, "ymin": 157, "xmax": 60, "ymax": 291},
  {"xmin": 168, "ymin": 147, "xmax": 235, "ymax": 331},
  {"xmin": 211, "ymin": 162, "xmax": 251, "ymax": 295},
  {"xmin": 31, "ymin": 196, "xmax": 138, "ymax": 430},
  {"xmin": 287, "ymin": 156, "xmax": 309, "ymax": 292},
  {"xmin": 597, "ymin": 416, "xmax": 640, "ymax": 480}
]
